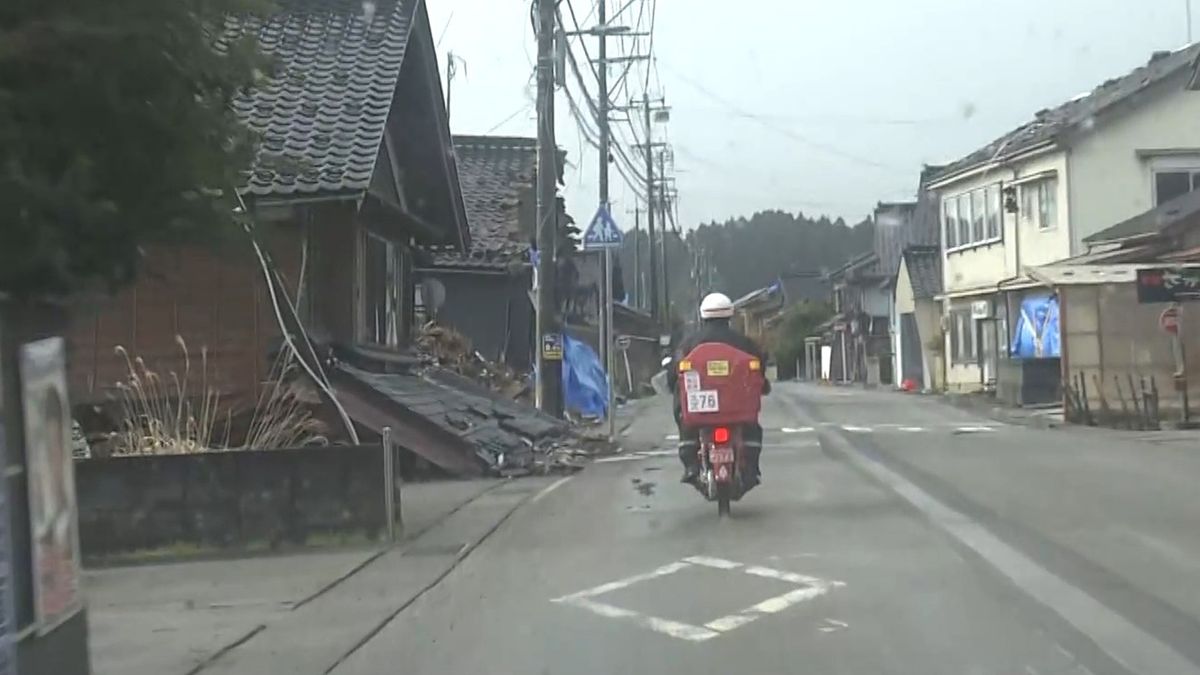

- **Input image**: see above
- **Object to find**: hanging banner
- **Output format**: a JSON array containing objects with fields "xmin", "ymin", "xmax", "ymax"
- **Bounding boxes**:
[{"xmin": 19, "ymin": 337, "xmax": 82, "ymax": 634}]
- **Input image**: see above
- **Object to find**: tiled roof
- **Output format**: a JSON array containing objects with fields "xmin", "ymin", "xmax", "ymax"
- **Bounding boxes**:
[
  {"xmin": 932, "ymin": 45, "xmax": 1200, "ymax": 185},
  {"xmin": 1085, "ymin": 187, "xmax": 1200, "ymax": 243},
  {"xmin": 338, "ymin": 364, "xmax": 566, "ymax": 471},
  {"xmin": 428, "ymin": 136, "xmax": 538, "ymax": 267},
  {"xmin": 220, "ymin": 0, "xmax": 418, "ymax": 197},
  {"xmin": 903, "ymin": 246, "xmax": 942, "ymax": 300}
]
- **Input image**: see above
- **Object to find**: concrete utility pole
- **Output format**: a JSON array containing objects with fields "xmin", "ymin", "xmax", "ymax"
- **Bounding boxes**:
[
  {"xmin": 631, "ymin": 206, "xmax": 641, "ymax": 309},
  {"xmin": 658, "ymin": 149, "xmax": 670, "ymax": 323},
  {"xmin": 596, "ymin": 0, "xmax": 616, "ymax": 440},
  {"xmin": 643, "ymin": 94, "xmax": 659, "ymax": 321},
  {"xmin": 534, "ymin": 0, "xmax": 562, "ymax": 415}
]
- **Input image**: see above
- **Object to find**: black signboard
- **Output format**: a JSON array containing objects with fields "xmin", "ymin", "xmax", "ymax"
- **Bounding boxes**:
[{"xmin": 1136, "ymin": 267, "xmax": 1200, "ymax": 303}]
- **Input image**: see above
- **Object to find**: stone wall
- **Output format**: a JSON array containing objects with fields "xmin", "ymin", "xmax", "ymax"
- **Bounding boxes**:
[{"xmin": 76, "ymin": 445, "xmax": 398, "ymax": 561}]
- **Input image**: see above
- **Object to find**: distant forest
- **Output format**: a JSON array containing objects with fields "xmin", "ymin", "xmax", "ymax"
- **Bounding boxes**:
[{"xmin": 616, "ymin": 210, "xmax": 874, "ymax": 319}]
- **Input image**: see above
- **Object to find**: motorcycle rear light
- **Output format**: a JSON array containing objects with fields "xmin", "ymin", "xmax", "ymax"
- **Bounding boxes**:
[{"xmin": 713, "ymin": 427, "xmax": 730, "ymax": 444}]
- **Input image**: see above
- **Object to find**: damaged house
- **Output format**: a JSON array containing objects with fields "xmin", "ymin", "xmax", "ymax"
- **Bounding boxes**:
[{"xmin": 66, "ymin": 0, "xmax": 565, "ymax": 475}]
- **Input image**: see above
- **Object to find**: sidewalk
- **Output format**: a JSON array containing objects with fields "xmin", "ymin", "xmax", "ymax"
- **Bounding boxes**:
[
  {"xmin": 939, "ymin": 390, "xmax": 1065, "ymax": 429},
  {"xmin": 86, "ymin": 478, "xmax": 546, "ymax": 675}
]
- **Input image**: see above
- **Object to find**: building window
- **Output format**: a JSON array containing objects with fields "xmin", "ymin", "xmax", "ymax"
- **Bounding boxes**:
[
  {"xmin": 944, "ymin": 184, "xmax": 1003, "ymax": 252},
  {"xmin": 985, "ymin": 185, "xmax": 1001, "ymax": 239},
  {"xmin": 949, "ymin": 309, "xmax": 977, "ymax": 364},
  {"xmin": 1154, "ymin": 169, "xmax": 1200, "ymax": 205},
  {"xmin": 971, "ymin": 190, "xmax": 985, "ymax": 242},
  {"xmin": 1020, "ymin": 179, "xmax": 1057, "ymax": 231},
  {"xmin": 360, "ymin": 232, "xmax": 406, "ymax": 348},
  {"xmin": 1037, "ymin": 180, "xmax": 1056, "ymax": 230},
  {"xmin": 957, "ymin": 194, "xmax": 971, "ymax": 246},
  {"xmin": 943, "ymin": 199, "xmax": 957, "ymax": 249}
]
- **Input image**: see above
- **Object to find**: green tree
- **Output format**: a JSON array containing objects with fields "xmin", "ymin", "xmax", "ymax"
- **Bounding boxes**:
[
  {"xmin": 0, "ymin": 0, "xmax": 271, "ymax": 297},
  {"xmin": 683, "ymin": 210, "xmax": 874, "ymax": 300},
  {"xmin": 769, "ymin": 300, "xmax": 833, "ymax": 370}
]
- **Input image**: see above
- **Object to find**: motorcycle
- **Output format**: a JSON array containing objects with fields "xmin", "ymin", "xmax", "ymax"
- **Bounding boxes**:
[{"xmin": 670, "ymin": 342, "xmax": 766, "ymax": 517}]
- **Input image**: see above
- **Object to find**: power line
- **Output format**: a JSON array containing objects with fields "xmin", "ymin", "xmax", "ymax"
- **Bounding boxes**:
[
  {"xmin": 660, "ymin": 61, "xmax": 902, "ymax": 172},
  {"xmin": 484, "ymin": 102, "xmax": 534, "ymax": 134},
  {"xmin": 558, "ymin": 0, "xmax": 652, "ymax": 191},
  {"xmin": 558, "ymin": 3, "xmax": 649, "ymax": 192}
]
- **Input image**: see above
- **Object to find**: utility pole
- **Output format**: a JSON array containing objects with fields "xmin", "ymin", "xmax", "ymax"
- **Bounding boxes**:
[
  {"xmin": 596, "ymin": 0, "xmax": 616, "ymax": 440},
  {"xmin": 534, "ymin": 0, "xmax": 561, "ymax": 415},
  {"xmin": 643, "ymin": 94, "xmax": 659, "ymax": 322},
  {"xmin": 632, "ymin": 207, "xmax": 641, "ymax": 309},
  {"xmin": 658, "ymin": 149, "xmax": 670, "ymax": 324}
]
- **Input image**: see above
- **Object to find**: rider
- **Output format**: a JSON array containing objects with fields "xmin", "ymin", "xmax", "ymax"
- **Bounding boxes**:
[{"xmin": 667, "ymin": 292, "xmax": 770, "ymax": 484}]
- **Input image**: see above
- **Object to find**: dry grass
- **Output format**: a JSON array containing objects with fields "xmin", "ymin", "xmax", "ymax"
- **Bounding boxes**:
[
  {"xmin": 243, "ymin": 349, "xmax": 325, "ymax": 450},
  {"xmin": 111, "ymin": 336, "xmax": 323, "ymax": 455}
]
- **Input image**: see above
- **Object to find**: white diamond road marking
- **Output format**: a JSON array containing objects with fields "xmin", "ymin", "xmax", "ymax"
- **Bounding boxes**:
[{"xmin": 552, "ymin": 556, "xmax": 844, "ymax": 642}]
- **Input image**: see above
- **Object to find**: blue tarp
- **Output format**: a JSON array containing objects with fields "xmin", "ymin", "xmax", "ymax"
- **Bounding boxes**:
[
  {"xmin": 562, "ymin": 335, "xmax": 609, "ymax": 417},
  {"xmin": 1010, "ymin": 294, "xmax": 1061, "ymax": 358}
]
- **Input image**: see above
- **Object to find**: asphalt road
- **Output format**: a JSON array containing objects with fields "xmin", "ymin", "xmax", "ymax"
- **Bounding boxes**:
[{"xmin": 330, "ymin": 383, "xmax": 1200, "ymax": 675}]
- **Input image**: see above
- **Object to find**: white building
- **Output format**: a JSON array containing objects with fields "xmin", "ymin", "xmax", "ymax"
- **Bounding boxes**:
[{"xmin": 927, "ymin": 45, "xmax": 1200, "ymax": 392}]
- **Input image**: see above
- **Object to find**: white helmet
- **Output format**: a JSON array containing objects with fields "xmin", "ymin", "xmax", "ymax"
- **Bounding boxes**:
[{"xmin": 699, "ymin": 292, "xmax": 734, "ymax": 319}]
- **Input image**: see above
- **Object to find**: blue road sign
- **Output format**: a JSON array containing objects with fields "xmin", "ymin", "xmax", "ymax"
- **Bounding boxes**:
[{"xmin": 583, "ymin": 204, "xmax": 622, "ymax": 250}]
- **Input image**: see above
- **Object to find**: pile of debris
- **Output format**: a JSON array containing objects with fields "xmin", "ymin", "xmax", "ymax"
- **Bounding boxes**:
[{"xmin": 414, "ymin": 322, "xmax": 529, "ymax": 400}]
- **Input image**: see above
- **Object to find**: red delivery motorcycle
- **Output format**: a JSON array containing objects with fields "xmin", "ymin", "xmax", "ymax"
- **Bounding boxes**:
[{"xmin": 677, "ymin": 342, "xmax": 765, "ymax": 517}]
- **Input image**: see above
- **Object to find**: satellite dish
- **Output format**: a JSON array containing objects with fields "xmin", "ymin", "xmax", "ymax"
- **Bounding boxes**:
[{"xmin": 421, "ymin": 278, "xmax": 446, "ymax": 318}]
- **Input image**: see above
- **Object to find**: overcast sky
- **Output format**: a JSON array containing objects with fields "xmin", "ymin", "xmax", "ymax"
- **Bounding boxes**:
[{"xmin": 427, "ymin": 0, "xmax": 1193, "ymax": 230}]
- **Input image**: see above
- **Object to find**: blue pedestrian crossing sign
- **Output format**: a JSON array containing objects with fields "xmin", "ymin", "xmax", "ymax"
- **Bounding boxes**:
[{"xmin": 583, "ymin": 204, "xmax": 623, "ymax": 250}]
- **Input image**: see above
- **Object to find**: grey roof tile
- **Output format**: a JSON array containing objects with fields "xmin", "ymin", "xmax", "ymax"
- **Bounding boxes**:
[
  {"xmin": 337, "ymin": 364, "xmax": 565, "ymax": 470},
  {"xmin": 932, "ymin": 45, "xmax": 1200, "ymax": 184},
  {"xmin": 903, "ymin": 246, "xmax": 942, "ymax": 300},
  {"xmin": 1085, "ymin": 187, "xmax": 1200, "ymax": 243},
  {"xmin": 427, "ymin": 136, "xmax": 538, "ymax": 267},
  {"xmin": 219, "ymin": 0, "xmax": 419, "ymax": 197}
]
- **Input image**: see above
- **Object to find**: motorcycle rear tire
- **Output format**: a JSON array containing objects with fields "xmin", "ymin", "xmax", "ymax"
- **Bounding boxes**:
[{"xmin": 716, "ymin": 484, "xmax": 731, "ymax": 517}]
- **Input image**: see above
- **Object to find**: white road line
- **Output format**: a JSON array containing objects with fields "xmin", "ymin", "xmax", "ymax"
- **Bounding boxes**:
[
  {"xmin": 781, "ymin": 426, "xmax": 814, "ymax": 433},
  {"xmin": 552, "ymin": 561, "xmax": 691, "ymax": 602},
  {"xmin": 841, "ymin": 425, "xmax": 873, "ymax": 433},
  {"xmin": 593, "ymin": 449, "xmax": 676, "ymax": 464},
  {"xmin": 553, "ymin": 556, "xmax": 845, "ymax": 642},
  {"xmin": 706, "ymin": 585, "xmax": 834, "ymax": 633},
  {"xmin": 530, "ymin": 476, "xmax": 573, "ymax": 504},
  {"xmin": 572, "ymin": 599, "xmax": 720, "ymax": 642},
  {"xmin": 954, "ymin": 426, "xmax": 995, "ymax": 433},
  {"xmin": 743, "ymin": 565, "xmax": 833, "ymax": 587},
  {"xmin": 805, "ymin": 413, "xmax": 1200, "ymax": 674},
  {"xmin": 593, "ymin": 455, "xmax": 641, "ymax": 464},
  {"xmin": 899, "ymin": 426, "xmax": 925, "ymax": 432},
  {"xmin": 665, "ymin": 434, "xmax": 680, "ymax": 440},
  {"xmin": 682, "ymin": 556, "xmax": 742, "ymax": 570}
]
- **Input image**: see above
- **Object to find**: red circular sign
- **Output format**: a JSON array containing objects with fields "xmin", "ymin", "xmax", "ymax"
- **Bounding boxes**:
[{"xmin": 1160, "ymin": 306, "xmax": 1180, "ymax": 335}]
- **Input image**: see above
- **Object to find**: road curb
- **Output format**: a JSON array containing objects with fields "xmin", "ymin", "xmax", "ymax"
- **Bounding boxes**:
[{"xmin": 934, "ymin": 392, "xmax": 1062, "ymax": 430}]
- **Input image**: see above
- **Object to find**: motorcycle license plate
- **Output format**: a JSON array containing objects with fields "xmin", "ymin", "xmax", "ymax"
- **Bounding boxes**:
[
  {"xmin": 709, "ymin": 446, "xmax": 734, "ymax": 464},
  {"xmin": 687, "ymin": 390, "xmax": 719, "ymax": 413},
  {"xmin": 706, "ymin": 360, "xmax": 729, "ymax": 376}
]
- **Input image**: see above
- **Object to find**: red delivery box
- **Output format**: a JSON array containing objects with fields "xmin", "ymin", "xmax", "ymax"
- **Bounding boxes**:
[{"xmin": 678, "ymin": 341, "xmax": 765, "ymax": 427}]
